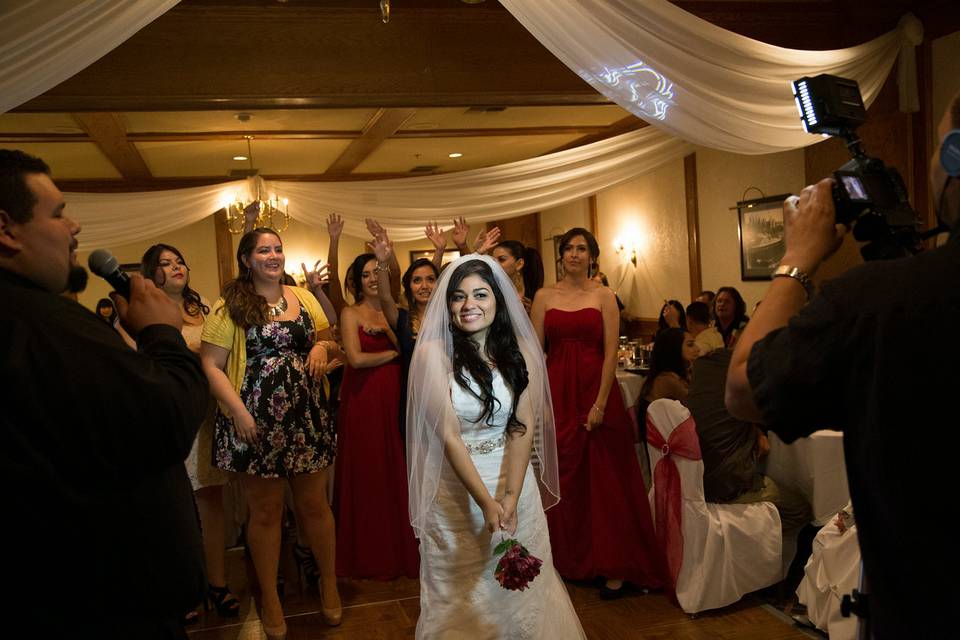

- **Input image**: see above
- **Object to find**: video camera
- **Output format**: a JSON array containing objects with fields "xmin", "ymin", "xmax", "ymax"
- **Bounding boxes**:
[{"xmin": 792, "ymin": 74, "xmax": 921, "ymax": 260}]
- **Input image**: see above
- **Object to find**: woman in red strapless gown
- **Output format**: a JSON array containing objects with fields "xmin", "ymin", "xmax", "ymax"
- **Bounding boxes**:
[
  {"xmin": 531, "ymin": 228, "xmax": 665, "ymax": 598},
  {"xmin": 335, "ymin": 254, "xmax": 419, "ymax": 579}
]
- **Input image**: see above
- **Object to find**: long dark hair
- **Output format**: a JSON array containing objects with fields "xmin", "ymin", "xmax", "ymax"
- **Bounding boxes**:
[
  {"xmin": 657, "ymin": 299, "xmax": 686, "ymax": 333},
  {"xmin": 347, "ymin": 253, "xmax": 376, "ymax": 303},
  {"xmin": 402, "ymin": 258, "xmax": 439, "ymax": 326},
  {"xmin": 221, "ymin": 228, "xmax": 281, "ymax": 329},
  {"xmin": 446, "ymin": 259, "xmax": 529, "ymax": 437},
  {"xmin": 140, "ymin": 243, "xmax": 209, "ymax": 318},
  {"xmin": 640, "ymin": 328, "xmax": 689, "ymax": 398},
  {"xmin": 496, "ymin": 240, "xmax": 545, "ymax": 300},
  {"xmin": 558, "ymin": 227, "xmax": 600, "ymax": 278}
]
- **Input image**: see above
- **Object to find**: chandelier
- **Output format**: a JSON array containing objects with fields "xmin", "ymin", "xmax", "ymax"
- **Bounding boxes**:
[{"xmin": 225, "ymin": 136, "xmax": 290, "ymax": 235}]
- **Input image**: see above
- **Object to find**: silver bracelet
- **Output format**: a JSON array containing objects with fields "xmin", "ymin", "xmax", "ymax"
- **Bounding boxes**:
[{"xmin": 773, "ymin": 264, "xmax": 814, "ymax": 300}]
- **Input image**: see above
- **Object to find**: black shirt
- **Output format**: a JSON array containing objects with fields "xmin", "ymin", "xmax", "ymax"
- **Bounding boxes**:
[
  {"xmin": 747, "ymin": 241, "xmax": 960, "ymax": 639},
  {"xmin": 688, "ymin": 349, "xmax": 762, "ymax": 503},
  {"xmin": 0, "ymin": 269, "xmax": 209, "ymax": 635}
]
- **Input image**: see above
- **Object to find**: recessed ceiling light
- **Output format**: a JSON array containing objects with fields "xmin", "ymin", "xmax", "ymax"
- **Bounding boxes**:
[
  {"xmin": 448, "ymin": 152, "xmax": 463, "ymax": 158},
  {"xmin": 233, "ymin": 155, "xmax": 248, "ymax": 161}
]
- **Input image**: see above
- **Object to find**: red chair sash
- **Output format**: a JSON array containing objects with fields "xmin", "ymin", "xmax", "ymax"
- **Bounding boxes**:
[{"xmin": 645, "ymin": 413, "xmax": 702, "ymax": 591}]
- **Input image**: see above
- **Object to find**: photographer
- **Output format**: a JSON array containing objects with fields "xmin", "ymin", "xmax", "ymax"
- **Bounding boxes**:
[{"xmin": 725, "ymin": 94, "xmax": 960, "ymax": 639}]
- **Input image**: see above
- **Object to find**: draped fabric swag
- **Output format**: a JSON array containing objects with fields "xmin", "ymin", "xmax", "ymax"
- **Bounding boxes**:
[
  {"xmin": 67, "ymin": 128, "xmax": 692, "ymax": 248},
  {"xmin": 499, "ymin": 0, "xmax": 923, "ymax": 154},
  {"xmin": 0, "ymin": 0, "xmax": 180, "ymax": 114}
]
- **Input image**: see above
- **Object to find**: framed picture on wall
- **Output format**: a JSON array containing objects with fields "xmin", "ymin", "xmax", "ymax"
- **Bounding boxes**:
[
  {"xmin": 736, "ymin": 194, "xmax": 790, "ymax": 280},
  {"xmin": 409, "ymin": 249, "xmax": 460, "ymax": 267}
]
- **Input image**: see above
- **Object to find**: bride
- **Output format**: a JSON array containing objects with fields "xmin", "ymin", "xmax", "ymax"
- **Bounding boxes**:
[{"xmin": 407, "ymin": 255, "xmax": 585, "ymax": 639}]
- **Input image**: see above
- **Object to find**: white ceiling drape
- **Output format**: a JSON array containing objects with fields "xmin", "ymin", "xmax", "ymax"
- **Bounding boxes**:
[
  {"xmin": 0, "ymin": 0, "xmax": 180, "ymax": 114},
  {"xmin": 499, "ymin": 0, "xmax": 923, "ymax": 154},
  {"xmin": 65, "ymin": 127, "xmax": 691, "ymax": 247}
]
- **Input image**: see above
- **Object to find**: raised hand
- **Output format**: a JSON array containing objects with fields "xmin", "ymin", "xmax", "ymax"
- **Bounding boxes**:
[
  {"xmin": 474, "ymin": 226, "xmax": 501, "ymax": 255},
  {"xmin": 301, "ymin": 260, "xmax": 330, "ymax": 290},
  {"xmin": 326, "ymin": 212, "xmax": 344, "ymax": 239},
  {"xmin": 451, "ymin": 216, "xmax": 470, "ymax": 249},
  {"xmin": 243, "ymin": 201, "xmax": 261, "ymax": 227},
  {"xmin": 365, "ymin": 218, "xmax": 387, "ymax": 241},
  {"xmin": 371, "ymin": 235, "xmax": 394, "ymax": 264},
  {"xmin": 425, "ymin": 221, "xmax": 447, "ymax": 251}
]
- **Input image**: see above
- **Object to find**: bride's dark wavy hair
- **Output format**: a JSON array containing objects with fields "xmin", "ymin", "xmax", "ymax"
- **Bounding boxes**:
[{"xmin": 446, "ymin": 259, "xmax": 529, "ymax": 437}]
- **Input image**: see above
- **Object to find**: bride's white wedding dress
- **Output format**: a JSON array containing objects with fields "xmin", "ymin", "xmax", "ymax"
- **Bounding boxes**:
[{"xmin": 416, "ymin": 368, "xmax": 586, "ymax": 639}]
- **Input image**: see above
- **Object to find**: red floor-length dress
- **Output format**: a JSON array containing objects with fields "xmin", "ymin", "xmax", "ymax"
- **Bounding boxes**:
[
  {"xmin": 334, "ymin": 329, "xmax": 419, "ymax": 579},
  {"xmin": 544, "ymin": 308, "xmax": 665, "ymax": 586}
]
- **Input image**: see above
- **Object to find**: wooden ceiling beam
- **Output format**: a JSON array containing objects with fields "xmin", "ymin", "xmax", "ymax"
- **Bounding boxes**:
[
  {"xmin": 544, "ymin": 115, "xmax": 648, "ymax": 155},
  {"xmin": 71, "ymin": 113, "xmax": 152, "ymax": 180},
  {"xmin": 324, "ymin": 108, "xmax": 418, "ymax": 176}
]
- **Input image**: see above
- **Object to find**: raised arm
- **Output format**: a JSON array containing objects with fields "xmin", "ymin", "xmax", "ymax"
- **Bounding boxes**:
[
  {"xmin": 301, "ymin": 260, "xmax": 338, "ymax": 328},
  {"xmin": 473, "ymin": 226, "xmax": 501, "ymax": 255},
  {"xmin": 365, "ymin": 218, "xmax": 401, "ymax": 302},
  {"xmin": 425, "ymin": 221, "xmax": 447, "ymax": 271},
  {"xmin": 587, "ymin": 288, "xmax": 620, "ymax": 431},
  {"xmin": 451, "ymin": 216, "xmax": 470, "ymax": 255},
  {"xmin": 325, "ymin": 213, "xmax": 347, "ymax": 317},
  {"xmin": 339, "ymin": 305, "xmax": 399, "ymax": 369},
  {"xmin": 242, "ymin": 201, "xmax": 260, "ymax": 234},
  {"xmin": 372, "ymin": 235, "xmax": 400, "ymax": 330}
]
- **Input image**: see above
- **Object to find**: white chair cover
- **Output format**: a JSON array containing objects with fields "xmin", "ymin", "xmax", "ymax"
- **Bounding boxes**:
[
  {"xmin": 646, "ymin": 399, "xmax": 782, "ymax": 614},
  {"xmin": 796, "ymin": 508, "xmax": 861, "ymax": 640}
]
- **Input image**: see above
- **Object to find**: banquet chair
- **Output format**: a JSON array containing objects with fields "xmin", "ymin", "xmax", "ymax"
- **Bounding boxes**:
[
  {"xmin": 796, "ymin": 505, "xmax": 860, "ymax": 640},
  {"xmin": 646, "ymin": 399, "xmax": 782, "ymax": 614}
]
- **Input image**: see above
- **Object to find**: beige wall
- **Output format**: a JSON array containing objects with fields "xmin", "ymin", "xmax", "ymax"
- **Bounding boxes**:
[
  {"xmin": 596, "ymin": 158, "xmax": 688, "ymax": 318},
  {"xmin": 695, "ymin": 146, "xmax": 806, "ymax": 313}
]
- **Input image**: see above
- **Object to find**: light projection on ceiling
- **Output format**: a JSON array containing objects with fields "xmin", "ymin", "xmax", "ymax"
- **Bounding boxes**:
[{"xmin": 591, "ymin": 61, "xmax": 675, "ymax": 121}]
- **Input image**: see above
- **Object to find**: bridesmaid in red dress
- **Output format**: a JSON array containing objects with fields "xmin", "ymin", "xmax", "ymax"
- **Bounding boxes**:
[
  {"xmin": 530, "ymin": 228, "xmax": 665, "ymax": 599},
  {"xmin": 335, "ymin": 253, "xmax": 419, "ymax": 579}
]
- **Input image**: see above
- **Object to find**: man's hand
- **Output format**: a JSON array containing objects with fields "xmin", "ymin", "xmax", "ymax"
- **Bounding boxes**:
[
  {"xmin": 780, "ymin": 178, "xmax": 848, "ymax": 274},
  {"xmin": 111, "ymin": 273, "xmax": 182, "ymax": 336}
]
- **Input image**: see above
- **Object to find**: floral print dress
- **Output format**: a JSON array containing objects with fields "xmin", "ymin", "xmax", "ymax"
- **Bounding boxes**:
[{"xmin": 214, "ymin": 305, "xmax": 335, "ymax": 477}]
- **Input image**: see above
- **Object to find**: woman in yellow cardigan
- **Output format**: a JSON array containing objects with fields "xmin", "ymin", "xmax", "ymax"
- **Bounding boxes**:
[{"xmin": 201, "ymin": 228, "xmax": 342, "ymax": 640}]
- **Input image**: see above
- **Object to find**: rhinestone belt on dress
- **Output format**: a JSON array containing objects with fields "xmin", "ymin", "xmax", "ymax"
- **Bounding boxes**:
[{"xmin": 463, "ymin": 434, "xmax": 506, "ymax": 455}]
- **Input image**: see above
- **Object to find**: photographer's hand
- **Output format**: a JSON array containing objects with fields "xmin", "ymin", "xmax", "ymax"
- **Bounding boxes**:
[
  {"xmin": 725, "ymin": 178, "xmax": 847, "ymax": 423},
  {"xmin": 780, "ymin": 178, "xmax": 848, "ymax": 275}
]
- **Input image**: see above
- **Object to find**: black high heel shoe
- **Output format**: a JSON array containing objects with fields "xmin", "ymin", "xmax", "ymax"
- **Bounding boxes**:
[
  {"xmin": 207, "ymin": 583, "xmax": 241, "ymax": 618},
  {"xmin": 292, "ymin": 543, "xmax": 320, "ymax": 591}
]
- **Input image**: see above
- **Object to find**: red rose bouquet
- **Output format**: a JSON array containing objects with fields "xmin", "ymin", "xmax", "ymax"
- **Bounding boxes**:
[{"xmin": 493, "ymin": 537, "xmax": 543, "ymax": 591}]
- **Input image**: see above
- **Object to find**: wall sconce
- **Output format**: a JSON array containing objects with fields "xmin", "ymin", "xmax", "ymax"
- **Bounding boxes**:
[{"xmin": 614, "ymin": 237, "xmax": 639, "ymax": 267}]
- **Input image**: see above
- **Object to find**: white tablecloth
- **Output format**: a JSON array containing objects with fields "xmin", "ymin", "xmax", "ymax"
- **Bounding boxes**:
[
  {"xmin": 616, "ymin": 369, "xmax": 645, "ymax": 412},
  {"xmin": 766, "ymin": 430, "xmax": 849, "ymax": 526}
]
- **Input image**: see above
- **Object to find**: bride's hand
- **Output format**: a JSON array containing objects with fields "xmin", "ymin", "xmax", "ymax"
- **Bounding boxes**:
[
  {"xmin": 499, "ymin": 494, "xmax": 518, "ymax": 535},
  {"xmin": 482, "ymin": 498, "xmax": 505, "ymax": 534}
]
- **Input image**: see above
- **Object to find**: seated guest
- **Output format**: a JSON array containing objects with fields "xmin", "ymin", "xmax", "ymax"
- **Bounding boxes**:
[
  {"xmin": 686, "ymin": 301, "xmax": 724, "ymax": 356},
  {"xmin": 639, "ymin": 327, "xmax": 698, "ymax": 409},
  {"xmin": 696, "ymin": 290, "xmax": 716, "ymax": 320},
  {"xmin": 714, "ymin": 286, "xmax": 749, "ymax": 347},
  {"xmin": 657, "ymin": 299, "xmax": 686, "ymax": 333},
  {"xmin": 687, "ymin": 349, "xmax": 811, "ymax": 540}
]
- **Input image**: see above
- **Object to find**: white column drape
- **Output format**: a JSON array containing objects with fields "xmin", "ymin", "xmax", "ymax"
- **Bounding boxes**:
[
  {"xmin": 264, "ymin": 126, "xmax": 692, "ymax": 241},
  {"xmin": 500, "ymin": 0, "xmax": 923, "ymax": 155},
  {"xmin": 63, "ymin": 127, "xmax": 690, "ymax": 247},
  {"xmin": 0, "ymin": 0, "xmax": 180, "ymax": 114},
  {"xmin": 66, "ymin": 179, "xmax": 254, "ymax": 250}
]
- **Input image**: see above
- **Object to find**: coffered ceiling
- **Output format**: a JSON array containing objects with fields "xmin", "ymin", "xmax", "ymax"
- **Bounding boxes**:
[{"xmin": 1, "ymin": 0, "xmax": 947, "ymax": 191}]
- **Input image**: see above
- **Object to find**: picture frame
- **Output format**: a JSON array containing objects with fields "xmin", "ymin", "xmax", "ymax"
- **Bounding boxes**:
[
  {"xmin": 736, "ymin": 194, "xmax": 790, "ymax": 280},
  {"xmin": 409, "ymin": 249, "xmax": 460, "ymax": 267}
]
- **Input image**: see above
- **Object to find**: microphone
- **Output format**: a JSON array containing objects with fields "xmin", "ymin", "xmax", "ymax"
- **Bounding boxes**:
[{"xmin": 87, "ymin": 249, "xmax": 131, "ymax": 299}]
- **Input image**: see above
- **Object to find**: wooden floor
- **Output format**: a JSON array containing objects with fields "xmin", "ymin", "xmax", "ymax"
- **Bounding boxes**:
[{"xmin": 187, "ymin": 548, "xmax": 814, "ymax": 639}]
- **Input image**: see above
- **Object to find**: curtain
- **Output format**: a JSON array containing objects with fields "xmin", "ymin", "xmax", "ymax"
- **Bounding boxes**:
[
  {"xmin": 0, "ymin": 0, "xmax": 180, "ymax": 114},
  {"xmin": 500, "ymin": 0, "xmax": 923, "ymax": 154},
  {"xmin": 66, "ymin": 179, "xmax": 253, "ymax": 250},
  {"xmin": 63, "ymin": 128, "xmax": 691, "ymax": 247}
]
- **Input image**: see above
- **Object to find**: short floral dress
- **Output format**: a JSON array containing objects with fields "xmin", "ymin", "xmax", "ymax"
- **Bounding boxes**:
[{"xmin": 213, "ymin": 305, "xmax": 335, "ymax": 477}]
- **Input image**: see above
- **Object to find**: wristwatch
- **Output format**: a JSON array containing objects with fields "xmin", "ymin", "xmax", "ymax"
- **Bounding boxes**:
[{"xmin": 773, "ymin": 264, "xmax": 814, "ymax": 300}]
